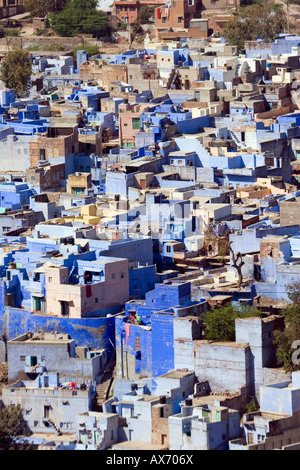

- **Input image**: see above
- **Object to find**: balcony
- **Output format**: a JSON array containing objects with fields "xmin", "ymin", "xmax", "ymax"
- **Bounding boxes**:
[{"xmin": 24, "ymin": 364, "xmax": 46, "ymax": 374}]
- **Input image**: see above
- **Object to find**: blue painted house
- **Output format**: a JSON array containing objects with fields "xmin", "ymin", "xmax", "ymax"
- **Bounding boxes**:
[
  {"xmin": 115, "ymin": 281, "xmax": 207, "ymax": 380},
  {"xmin": 0, "ymin": 182, "xmax": 35, "ymax": 210}
]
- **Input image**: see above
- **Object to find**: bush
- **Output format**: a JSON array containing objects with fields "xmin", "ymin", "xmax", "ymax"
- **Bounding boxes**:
[
  {"xmin": 73, "ymin": 44, "xmax": 99, "ymax": 57},
  {"xmin": 6, "ymin": 28, "xmax": 20, "ymax": 37},
  {"xmin": 35, "ymin": 28, "xmax": 47, "ymax": 36}
]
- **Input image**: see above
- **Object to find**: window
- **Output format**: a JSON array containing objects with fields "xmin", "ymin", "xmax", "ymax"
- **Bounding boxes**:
[
  {"xmin": 166, "ymin": 245, "xmax": 171, "ymax": 253},
  {"xmin": 20, "ymin": 356, "xmax": 26, "ymax": 362},
  {"xmin": 39, "ymin": 149, "xmax": 46, "ymax": 161},
  {"xmin": 132, "ymin": 118, "xmax": 140, "ymax": 130},
  {"xmin": 48, "ymin": 277, "xmax": 52, "ymax": 283},
  {"xmin": 178, "ymin": 17, "xmax": 183, "ymax": 23},
  {"xmin": 135, "ymin": 337, "xmax": 140, "ymax": 350},
  {"xmin": 95, "ymin": 297, "xmax": 98, "ymax": 303},
  {"xmin": 162, "ymin": 17, "xmax": 166, "ymax": 23}
]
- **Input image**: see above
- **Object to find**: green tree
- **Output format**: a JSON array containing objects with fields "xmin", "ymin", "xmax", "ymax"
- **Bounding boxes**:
[
  {"xmin": 138, "ymin": 5, "xmax": 154, "ymax": 24},
  {"xmin": 274, "ymin": 281, "xmax": 300, "ymax": 372},
  {"xmin": 50, "ymin": 0, "xmax": 109, "ymax": 37},
  {"xmin": 204, "ymin": 304, "xmax": 261, "ymax": 342},
  {"xmin": 24, "ymin": 0, "xmax": 68, "ymax": 18},
  {"xmin": 0, "ymin": 46, "xmax": 32, "ymax": 97},
  {"xmin": 0, "ymin": 404, "xmax": 32, "ymax": 450},
  {"xmin": 223, "ymin": 3, "xmax": 287, "ymax": 50}
]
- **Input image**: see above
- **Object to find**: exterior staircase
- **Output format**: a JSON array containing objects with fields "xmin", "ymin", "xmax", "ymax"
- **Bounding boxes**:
[
  {"xmin": 167, "ymin": 68, "xmax": 179, "ymax": 90},
  {"xmin": 92, "ymin": 352, "xmax": 116, "ymax": 412},
  {"xmin": 49, "ymin": 419, "xmax": 62, "ymax": 436},
  {"xmin": 43, "ymin": 417, "xmax": 62, "ymax": 436},
  {"xmin": 230, "ymin": 130, "xmax": 248, "ymax": 149}
]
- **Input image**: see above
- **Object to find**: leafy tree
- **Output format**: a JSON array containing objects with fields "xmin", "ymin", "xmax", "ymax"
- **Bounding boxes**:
[
  {"xmin": 223, "ymin": 3, "xmax": 287, "ymax": 50},
  {"xmin": 274, "ymin": 281, "xmax": 300, "ymax": 372},
  {"xmin": 0, "ymin": 404, "xmax": 32, "ymax": 450},
  {"xmin": 50, "ymin": 0, "xmax": 109, "ymax": 37},
  {"xmin": 138, "ymin": 6, "xmax": 154, "ymax": 24},
  {"xmin": 204, "ymin": 304, "xmax": 261, "ymax": 342},
  {"xmin": 0, "ymin": 45, "xmax": 32, "ymax": 98},
  {"xmin": 24, "ymin": 0, "xmax": 68, "ymax": 18}
]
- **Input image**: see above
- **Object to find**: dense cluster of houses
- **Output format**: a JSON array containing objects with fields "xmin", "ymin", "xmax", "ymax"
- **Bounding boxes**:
[{"xmin": 2, "ymin": 13, "xmax": 300, "ymax": 450}]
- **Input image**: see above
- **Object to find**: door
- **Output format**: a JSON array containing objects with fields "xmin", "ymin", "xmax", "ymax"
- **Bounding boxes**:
[
  {"xmin": 60, "ymin": 301, "xmax": 69, "ymax": 316},
  {"xmin": 44, "ymin": 405, "xmax": 50, "ymax": 418},
  {"xmin": 34, "ymin": 296, "xmax": 41, "ymax": 311}
]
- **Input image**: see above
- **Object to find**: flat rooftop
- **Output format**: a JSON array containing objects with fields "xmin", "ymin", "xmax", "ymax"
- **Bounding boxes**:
[
  {"xmin": 112, "ymin": 441, "xmax": 168, "ymax": 451},
  {"xmin": 159, "ymin": 369, "xmax": 195, "ymax": 380},
  {"xmin": 8, "ymin": 332, "xmax": 72, "ymax": 344}
]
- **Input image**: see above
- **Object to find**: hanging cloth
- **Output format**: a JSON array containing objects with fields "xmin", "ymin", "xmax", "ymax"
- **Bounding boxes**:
[
  {"xmin": 157, "ymin": 7, "xmax": 161, "ymax": 19},
  {"xmin": 86, "ymin": 284, "xmax": 92, "ymax": 297},
  {"xmin": 125, "ymin": 323, "xmax": 130, "ymax": 345}
]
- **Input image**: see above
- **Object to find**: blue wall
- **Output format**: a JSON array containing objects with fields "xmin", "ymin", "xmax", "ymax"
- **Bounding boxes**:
[
  {"xmin": 0, "ymin": 306, "xmax": 116, "ymax": 358},
  {"xmin": 151, "ymin": 313, "xmax": 174, "ymax": 377}
]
